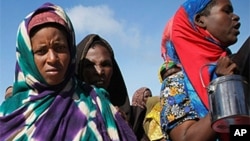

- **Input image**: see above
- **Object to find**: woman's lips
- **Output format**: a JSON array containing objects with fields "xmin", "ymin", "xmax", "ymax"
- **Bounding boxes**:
[
  {"xmin": 234, "ymin": 22, "xmax": 241, "ymax": 35},
  {"xmin": 46, "ymin": 69, "xmax": 60, "ymax": 75},
  {"xmin": 95, "ymin": 80, "xmax": 104, "ymax": 85}
]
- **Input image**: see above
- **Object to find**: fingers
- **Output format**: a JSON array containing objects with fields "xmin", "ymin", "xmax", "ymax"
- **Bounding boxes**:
[{"xmin": 215, "ymin": 56, "xmax": 238, "ymax": 76}]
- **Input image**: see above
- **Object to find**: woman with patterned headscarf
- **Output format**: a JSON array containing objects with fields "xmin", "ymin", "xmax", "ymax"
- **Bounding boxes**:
[
  {"xmin": 0, "ymin": 3, "xmax": 136, "ymax": 140},
  {"xmin": 130, "ymin": 87, "xmax": 152, "ymax": 141},
  {"xmin": 132, "ymin": 87, "xmax": 152, "ymax": 109},
  {"xmin": 160, "ymin": 0, "xmax": 241, "ymax": 140}
]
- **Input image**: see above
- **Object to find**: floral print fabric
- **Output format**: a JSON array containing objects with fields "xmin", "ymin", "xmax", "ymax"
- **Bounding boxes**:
[{"xmin": 160, "ymin": 71, "xmax": 199, "ymax": 140}]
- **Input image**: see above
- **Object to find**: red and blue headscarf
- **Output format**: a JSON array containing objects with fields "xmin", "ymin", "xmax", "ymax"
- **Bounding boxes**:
[{"xmin": 161, "ymin": 0, "xmax": 228, "ymax": 109}]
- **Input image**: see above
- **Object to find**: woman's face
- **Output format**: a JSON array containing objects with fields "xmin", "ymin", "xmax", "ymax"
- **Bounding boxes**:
[
  {"xmin": 82, "ymin": 44, "xmax": 113, "ymax": 89},
  {"xmin": 143, "ymin": 90, "xmax": 152, "ymax": 104},
  {"xmin": 202, "ymin": 0, "xmax": 240, "ymax": 46},
  {"xmin": 31, "ymin": 26, "xmax": 70, "ymax": 85}
]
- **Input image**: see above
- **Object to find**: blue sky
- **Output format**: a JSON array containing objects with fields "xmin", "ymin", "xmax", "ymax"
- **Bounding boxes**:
[{"xmin": 0, "ymin": 0, "xmax": 249, "ymax": 104}]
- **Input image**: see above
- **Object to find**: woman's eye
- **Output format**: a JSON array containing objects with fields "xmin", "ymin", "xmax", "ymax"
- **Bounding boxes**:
[
  {"xmin": 55, "ymin": 45, "xmax": 67, "ymax": 52},
  {"xmin": 83, "ymin": 61, "xmax": 94, "ymax": 68},
  {"xmin": 102, "ymin": 61, "xmax": 112, "ymax": 67},
  {"xmin": 34, "ymin": 48, "xmax": 47, "ymax": 55},
  {"xmin": 223, "ymin": 6, "xmax": 233, "ymax": 14}
]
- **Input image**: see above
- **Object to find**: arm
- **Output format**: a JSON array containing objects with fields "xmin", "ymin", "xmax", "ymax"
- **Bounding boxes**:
[
  {"xmin": 169, "ymin": 56, "xmax": 237, "ymax": 141},
  {"xmin": 160, "ymin": 71, "xmax": 217, "ymax": 141},
  {"xmin": 169, "ymin": 114, "xmax": 217, "ymax": 141}
]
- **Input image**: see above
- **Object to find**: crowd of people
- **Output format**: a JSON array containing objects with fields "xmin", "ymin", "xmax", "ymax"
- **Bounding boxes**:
[{"xmin": 0, "ymin": 0, "xmax": 249, "ymax": 141}]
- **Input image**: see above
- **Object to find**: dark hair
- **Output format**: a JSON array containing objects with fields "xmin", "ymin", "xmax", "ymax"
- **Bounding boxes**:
[{"xmin": 199, "ymin": 0, "xmax": 217, "ymax": 16}]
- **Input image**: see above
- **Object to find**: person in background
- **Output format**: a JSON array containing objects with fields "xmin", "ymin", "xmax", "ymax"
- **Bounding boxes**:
[
  {"xmin": 75, "ymin": 34, "xmax": 151, "ymax": 140},
  {"xmin": 0, "ymin": 3, "xmax": 136, "ymax": 140},
  {"xmin": 132, "ymin": 87, "xmax": 152, "ymax": 109},
  {"xmin": 160, "ymin": 0, "xmax": 241, "ymax": 140},
  {"xmin": 143, "ymin": 96, "xmax": 165, "ymax": 141},
  {"xmin": 130, "ymin": 87, "xmax": 153, "ymax": 141},
  {"xmin": 75, "ymin": 34, "xmax": 131, "ymax": 121},
  {"xmin": 4, "ymin": 86, "xmax": 13, "ymax": 99}
]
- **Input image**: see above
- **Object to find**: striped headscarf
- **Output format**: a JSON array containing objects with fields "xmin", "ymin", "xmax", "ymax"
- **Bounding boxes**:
[
  {"xmin": 0, "ymin": 3, "xmax": 136, "ymax": 141},
  {"xmin": 161, "ymin": 0, "xmax": 229, "ymax": 109}
]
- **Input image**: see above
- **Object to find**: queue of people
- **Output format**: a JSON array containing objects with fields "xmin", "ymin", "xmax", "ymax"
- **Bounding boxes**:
[{"xmin": 1, "ymin": 0, "xmax": 249, "ymax": 141}]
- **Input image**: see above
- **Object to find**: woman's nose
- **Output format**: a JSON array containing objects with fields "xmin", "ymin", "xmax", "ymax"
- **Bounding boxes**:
[
  {"xmin": 232, "ymin": 14, "xmax": 240, "ymax": 21},
  {"xmin": 95, "ymin": 65, "xmax": 104, "ymax": 75},
  {"xmin": 47, "ymin": 49, "xmax": 58, "ymax": 63}
]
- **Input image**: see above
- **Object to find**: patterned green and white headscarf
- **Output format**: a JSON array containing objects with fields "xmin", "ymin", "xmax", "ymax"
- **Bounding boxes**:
[{"xmin": 0, "ymin": 2, "xmax": 136, "ymax": 141}]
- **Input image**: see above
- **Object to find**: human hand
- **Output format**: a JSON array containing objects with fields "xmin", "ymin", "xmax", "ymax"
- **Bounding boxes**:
[
  {"xmin": 115, "ymin": 106, "xmax": 129, "ymax": 123},
  {"xmin": 215, "ymin": 56, "xmax": 239, "ymax": 76}
]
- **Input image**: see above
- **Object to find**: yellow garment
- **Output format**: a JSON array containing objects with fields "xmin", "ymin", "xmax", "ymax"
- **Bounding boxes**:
[{"xmin": 144, "ymin": 102, "xmax": 164, "ymax": 141}]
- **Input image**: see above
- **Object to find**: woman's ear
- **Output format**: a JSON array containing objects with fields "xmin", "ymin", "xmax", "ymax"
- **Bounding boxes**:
[{"xmin": 194, "ymin": 14, "xmax": 206, "ymax": 28}]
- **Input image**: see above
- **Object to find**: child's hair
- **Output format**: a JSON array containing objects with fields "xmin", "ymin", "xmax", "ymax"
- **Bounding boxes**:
[{"xmin": 158, "ymin": 61, "xmax": 178, "ymax": 83}]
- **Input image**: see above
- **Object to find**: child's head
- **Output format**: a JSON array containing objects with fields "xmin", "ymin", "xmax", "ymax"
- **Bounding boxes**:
[{"xmin": 158, "ymin": 61, "xmax": 181, "ymax": 83}]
